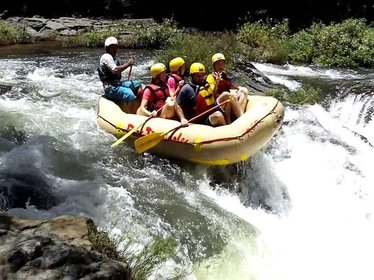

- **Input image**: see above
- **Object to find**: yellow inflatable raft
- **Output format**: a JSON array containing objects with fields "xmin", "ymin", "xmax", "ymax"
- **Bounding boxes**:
[{"xmin": 96, "ymin": 94, "xmax": 284, "ymax": 165}]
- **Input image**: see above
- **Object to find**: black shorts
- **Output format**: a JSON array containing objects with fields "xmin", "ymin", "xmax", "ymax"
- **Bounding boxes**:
[{"xmin": 196, "ymin": 104, "xmax": 223, "ymax": 126}]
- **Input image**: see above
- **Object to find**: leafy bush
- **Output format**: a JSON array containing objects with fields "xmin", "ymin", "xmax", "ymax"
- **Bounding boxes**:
[
  {"xmin": 157, "ymin": 31, "xmax": 241, "ymax": 73},
  {"xmin": 268, "ymin": 85, "xmax": 322, "ymax": 105},
  {"xmin": 287, "ymin": 25, "xmax": 321, "ymax": 64},
  {"xmin": 0, "ymin": 21, "xmax": 18, "ymax": 45},
  {"xmin": 236, "ymin": 20, "xmax": 290, "ymax": 64},
  {"xmin": 289, "ymin": 18, "xmax": 374, "ymax": 68},
  {"xmin": 132, "ymin": 19, "xmax": 183, "ymax": 49},
  {"xmin": 62, "ymin": 27, "xmax": 123, "ymax": 48}
]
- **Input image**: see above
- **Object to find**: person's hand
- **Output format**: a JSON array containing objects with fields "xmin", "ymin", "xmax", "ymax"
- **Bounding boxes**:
[
  {"xmin": 213, "ymin": 72, "xmax": 221, "ymax": 81},
  {"xmin": 178, "ymin": 80, "xmax": 185, "ymax": 87},
  {"xmin": 180, "ymin": 118, "xmax": 189, "ymax": 127},
  {"xmin": 150, "ymin": 110, "xmax": 158, "ymax": 117},
  {"xmin": 165, "ymin": 97, "xmax": 174, "ymax": 105},
  {"xmin": 127, "ymin": 58, "xmax": 135, "ymax": 66},
  {"xmin": 220, "ymin": 71, "xmax": 227, "ymax": 79}
]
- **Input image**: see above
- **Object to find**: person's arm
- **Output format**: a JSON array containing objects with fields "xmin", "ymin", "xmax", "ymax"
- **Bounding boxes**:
[
  {"xmin": 174, "ymin": 102, "xmax": 188, "ymax": 126},
  {"xmin": 174, "ymin": 79, "xmax": 185, "ymax": 96},
  {"xmin": 207, "ymin": 73, "xmax": 220, "ymax": 99},
  {"xmin": 101, "ymin": 54, "xmax": 133, "ymax": 75},
  {"xmin": 137, "ymin": 89, "xmax": 154, "ymax": 117},
  {"xmin": 112, "ymin": 58, "xmax": 134, "ymax": 75},
  {"xmin": 167, "ymin": 77, "xmax": 177, "ymax": 97},
  {"xmin": 137, "ymin": 98, "xmax": 153, "ymax": 116}
]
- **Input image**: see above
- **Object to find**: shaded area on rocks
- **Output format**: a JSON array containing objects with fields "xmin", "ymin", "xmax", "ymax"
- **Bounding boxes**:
[{"xmin": 0, "ymin": 172, "xmax": 58, "ymax": 211}]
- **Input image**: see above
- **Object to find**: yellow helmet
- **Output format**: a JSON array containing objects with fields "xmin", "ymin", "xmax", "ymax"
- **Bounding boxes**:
[
  {"xmin": 189, "ymin": 63, "xmax": 205, "ymax": 75},
  {"xmin": 169, "ymin": 57, "xmax": 185, "ymax": 72},
  {"xmin": 212, "ymin": 53, "xmax": 225, "ymax": 64},
  {"xmin": 150, "ymin": 63, "xmax": 167, "ymax": 79}
]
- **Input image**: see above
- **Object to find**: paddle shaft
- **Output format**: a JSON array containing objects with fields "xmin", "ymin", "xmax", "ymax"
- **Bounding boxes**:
[
  {"xmin": 165, "ymin": 98, "xmax": 231, "ymax": 134},
  {"xmin": 111, "ymin": 105, "xmax": 164, "ymax": 148},
  {"xmin": 127, "ymin": 65, "xmax": 132, "ymax": 81},
  {"xmin": 134, "ymin": 98, "xmax": 231, "ymax": 154}
]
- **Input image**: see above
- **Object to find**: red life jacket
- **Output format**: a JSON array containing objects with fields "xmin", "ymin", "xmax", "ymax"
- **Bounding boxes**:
[
  {"xmin": 217, "ymin": 79, "xmax": 232, "ymax": 94},
  {"xmin": 168, "ymin": 73, "xmax": 183, "ymax": 84},
  {"xmin": 144, "ymin": 83, "xmax": 170, "ymax": 111}
]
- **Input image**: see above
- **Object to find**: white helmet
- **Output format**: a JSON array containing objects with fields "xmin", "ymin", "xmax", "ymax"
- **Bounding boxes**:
[{"xmin": 104, "ymin": 36, "xmax": 118, "ymax": 47}]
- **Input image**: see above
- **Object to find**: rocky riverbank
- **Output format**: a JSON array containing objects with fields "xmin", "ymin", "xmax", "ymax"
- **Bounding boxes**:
[
  {"xmin": 3, "ymin": 16, "xmax": 156, "ymax": 42},
  {"xmin": 0, "ymin": 213, "xmax": 131, "ymax": 279}
]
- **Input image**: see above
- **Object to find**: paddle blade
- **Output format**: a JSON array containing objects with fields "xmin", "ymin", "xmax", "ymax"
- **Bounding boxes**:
[
  {"xmin": 111, "ymin": 125, "xmax": 139, "ymax": 148},
  {"xmin": 134, "ymin": 132, "xmax": 164, "ymax": 154}
]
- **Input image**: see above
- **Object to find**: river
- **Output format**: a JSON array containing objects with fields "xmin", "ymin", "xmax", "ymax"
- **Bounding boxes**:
[{"xmin": 0, "ymin": 44, "xmax": 373, "ymax": 280}]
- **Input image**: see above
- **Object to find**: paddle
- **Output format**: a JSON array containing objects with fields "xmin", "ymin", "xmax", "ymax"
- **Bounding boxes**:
[
  {"xmin": 111, "ymin": 106, "xmax": 164, "ymax": 148},
  {"xmin": 134, "ymin": 99, "xmax": 231, "ymax": 154},
  {"xmin": 127, "ymin": 65, "xmax": 132, "ymax": 81}
]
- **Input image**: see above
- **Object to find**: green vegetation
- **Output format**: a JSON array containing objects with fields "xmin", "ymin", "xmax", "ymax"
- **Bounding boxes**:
[
  {"xmin": 157, "ymin": 31, "xmax": 241, "ymax": 73},
  {"xmin": 122, "ymin": 236, "xmax": 180, "ymax": 279},
  {"xmin": 2, "ymin": 18, "xmax": 374, "ymax": 69},
  {"xmin": 236, "ymin": 19, "xmax": 290, "ymax": 64},
  {"xmin": 287, "ymin": 19, "xmax": 374, "ymax": 68},
  {"xmin": 87, "ymin": 220, "xmax": 181, "ymax": 279},
  {"xmin": 0, "ymin": 20, "xmax": 33, "ymax": 45},
  {"xmin": 267, "ymin": 86, "xmax": 322, "ymax": 105},
  {"xmin": 132, "ymin": 18, "xmax": 183, "ymax": 49},
  {"xmin": 61, "ymin": 23, "xmax": 130, "ymax": 48},
  {"xmin": 87, "ymin": 219, "xmax": 123, "ymax": 260},
  {"xmin": 154, "ymin": 18, "xmax": 374, "ymax": 70}
]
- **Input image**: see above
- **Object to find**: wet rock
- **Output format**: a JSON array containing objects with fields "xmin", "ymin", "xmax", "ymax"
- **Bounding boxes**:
[
  {"xmin": 4, "ymin": 16, "xmax": 156, "ymax": 41},
  {"xmin": 0, "ymin": 172, "xmax": 58, "ymax": 210},
  {"xmin": 0, "ymin": 84, "xmax": 12, "ymax": 95},
  {"xmin": 0, "ymin": 214, "xmax": 131, "ymax": 279},
  {"xmin": 235, "ymin": 60, "xmax": 278, "ymax": 95}
]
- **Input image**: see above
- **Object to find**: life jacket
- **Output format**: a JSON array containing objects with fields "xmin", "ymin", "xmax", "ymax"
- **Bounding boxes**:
[
  {"xmin": 168, "ymin": 73, "xmax": 183, "ymax": 84},
  {"xmin": 144, "ymin": 83, "xmax": 170, "ymax": 111},
  {"xmin": 207, "ymin": 72, "xmax": 236, "ymax": 95},
  {"xmin": 97, "ymin": 56, "xmax": 121, "ymax": 85},
  {"xmin": 191, "ymin": 83, "xmax": 216, "ymax": 116}
]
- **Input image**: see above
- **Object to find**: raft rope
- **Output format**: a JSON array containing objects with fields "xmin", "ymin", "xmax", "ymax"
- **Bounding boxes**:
[
  {"xmin": 97, "ymin": 99, "xmax": 153, "ymax": 136},
  {"xmin": 167, "ymin": 100, "xmax": 281, "ymax": 147},
  {"xmin": 97, "ymin": 98, "xmax": 281, "ymax": 146}
]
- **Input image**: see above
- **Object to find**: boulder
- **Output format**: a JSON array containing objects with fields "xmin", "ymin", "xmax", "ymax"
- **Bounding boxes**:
[{"xmin": 0, "ymin": 214, "xmax": 131, "ymax": 279}]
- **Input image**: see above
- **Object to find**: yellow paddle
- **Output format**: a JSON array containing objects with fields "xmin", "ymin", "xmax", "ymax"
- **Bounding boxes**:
[
  {"xmin": 134, "ymin": 99, "xmax": 231, "ymax": 154},
  {"xmin": 111, "ymin": 106, "xmax": 164, "ymax": 148}
]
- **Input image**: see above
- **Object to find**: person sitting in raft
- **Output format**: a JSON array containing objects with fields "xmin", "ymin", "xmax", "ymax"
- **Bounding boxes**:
[
  {"xmin": 206, "ymin": 53, "xmax": 248, "ymax": 114},
  {"xmin": 136, "ymin": 63, "xmax": 188, "ymax": 125},
  {"xmin": 167, "ymin": 57, "xmax": 186, "ymax": 97},
  {"xmin": 177, "ymin": 62, "xmax": 242, "ymax": 126},
  {"xmin": 98, "ymin": 36, "xmax": 142, "ymax": 114},
  {"xmin": 177, "ymin": 62, "xmax": 243, "ymax": 126}
]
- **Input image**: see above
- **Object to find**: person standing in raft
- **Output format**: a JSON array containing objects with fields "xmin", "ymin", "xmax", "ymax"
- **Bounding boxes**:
[
  {"xmin": 167, "ymin": 57, "xmax": 186, "ymax": 97},
  {"xmin": 206, "ymin": 53, "xmax": 248, "ymax": 115},
  {"xmin": 136, "ymin": 63, "xmax": 188, "ymax": 125},
  {"xmin": 98, "ymin": 36, "xmax": 142, "ymax": 114},
  {"xmin": 177, "ymin": 62, "xmax": 243, "ymax": 126}
]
